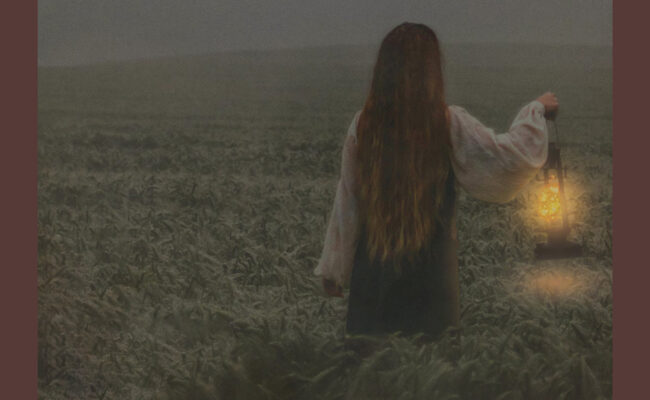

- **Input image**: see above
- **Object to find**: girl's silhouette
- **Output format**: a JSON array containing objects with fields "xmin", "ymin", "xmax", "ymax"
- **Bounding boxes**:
[{"xmin": 315, "ymin": 22, "xmax": 555, "ymax": 338}]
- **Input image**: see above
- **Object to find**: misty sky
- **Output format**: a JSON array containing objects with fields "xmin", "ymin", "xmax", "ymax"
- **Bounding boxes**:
[{"xmin": 38, "ymin": 0, "xmax": 612, "ymax": 66}]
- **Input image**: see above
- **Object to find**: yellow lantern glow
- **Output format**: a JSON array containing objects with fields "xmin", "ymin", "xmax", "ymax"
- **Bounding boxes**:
[{"xmin": 539, "ymin": 179, "xmax": 562, "ymax": 225}]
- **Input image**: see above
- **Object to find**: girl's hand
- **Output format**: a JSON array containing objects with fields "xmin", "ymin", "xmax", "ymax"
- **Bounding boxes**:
[
  {"xmin": 536, "ymin": 92, "xmax": 559, "ymax": 120},
  {"xmin": 323, "ymin": 278, "xmax": 343, "ymax": 297}
]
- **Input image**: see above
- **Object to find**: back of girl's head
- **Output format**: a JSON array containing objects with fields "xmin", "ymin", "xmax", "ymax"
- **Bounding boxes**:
[
  {"xmin": 356, "ymin": 22, "xmax": 451, "ymax": 266},
  {"xmin": 370, "ymin": 22, "xmax": 445, "ymax": 107}
]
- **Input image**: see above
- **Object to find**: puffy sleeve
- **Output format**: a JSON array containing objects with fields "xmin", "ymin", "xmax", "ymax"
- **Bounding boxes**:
[
  {"xmin": 313, "ymin": 111, "xmax": 362, "ymax": 287},
  {"xmin": 449, "ymin": 100, "xmax": 549, "ymax": 203}
]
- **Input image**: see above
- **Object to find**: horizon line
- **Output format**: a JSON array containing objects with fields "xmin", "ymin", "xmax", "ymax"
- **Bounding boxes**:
[{"xmin": 38, "ymin": 40, "xmax": 613, "ymax": 68}]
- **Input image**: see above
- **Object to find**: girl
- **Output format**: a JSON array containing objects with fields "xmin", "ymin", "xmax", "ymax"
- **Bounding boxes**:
[{"xmin": 314, "ymin": 23, "xmax": 555, "ymax": 338}]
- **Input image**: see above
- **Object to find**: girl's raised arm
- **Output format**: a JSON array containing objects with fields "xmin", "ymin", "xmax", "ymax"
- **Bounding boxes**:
[{"xmin": 449, "ymin": 100, "xmax": 549, "ymax": 203}]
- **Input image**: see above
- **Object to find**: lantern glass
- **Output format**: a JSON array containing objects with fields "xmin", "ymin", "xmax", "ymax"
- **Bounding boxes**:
[
  {"xmin": 538, "ymin": 173, "xmax": 563, "ymax": 230},
  {"xmin": 533, "ymin": 140, "xmax": 582, "ymax": 260}
]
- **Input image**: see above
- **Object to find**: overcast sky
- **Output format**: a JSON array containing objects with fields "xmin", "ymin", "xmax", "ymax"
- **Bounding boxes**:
[{"xmin": 38, "ymin": 0, "xmax": 612, "ymax": 66}]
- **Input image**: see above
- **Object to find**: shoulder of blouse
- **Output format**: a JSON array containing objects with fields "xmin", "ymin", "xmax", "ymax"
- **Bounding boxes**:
[
  {"xmin": 347, "ymin": 110, "xmax": 362, "ymax": 143},
  {"xmin": 447, "ymin": 104, "xmax": 470, "ymax": 135},
  {"xmin": 447, "ymin": 104, "xmax": 472, "ymax": 126}
]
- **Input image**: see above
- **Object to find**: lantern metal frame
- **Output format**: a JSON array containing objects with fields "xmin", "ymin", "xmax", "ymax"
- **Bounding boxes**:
[{"xmin": 534, "ymin": 120, "xmax": 583, "ymax": 260}]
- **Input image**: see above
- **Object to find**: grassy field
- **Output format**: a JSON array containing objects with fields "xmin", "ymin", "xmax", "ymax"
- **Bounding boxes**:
[{"xmin": 38, "ymin": 43, "xmax": 612, "ymax": 399}]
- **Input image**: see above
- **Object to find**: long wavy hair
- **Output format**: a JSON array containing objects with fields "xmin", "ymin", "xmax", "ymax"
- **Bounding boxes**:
[{"xmin": 356, "ymin": 22, "xmax": 452, "ymax": 265}]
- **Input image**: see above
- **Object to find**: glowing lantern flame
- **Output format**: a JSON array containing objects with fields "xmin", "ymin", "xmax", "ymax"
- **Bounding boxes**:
[{"xmin": 539, "ymin": 176, "xmax": 562, "ymax": 225}]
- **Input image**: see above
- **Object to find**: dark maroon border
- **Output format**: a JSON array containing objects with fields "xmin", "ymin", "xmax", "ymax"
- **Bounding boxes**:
[
  {"xmin": 0, "ymin": 1, "xmax": 642, "ymax": 399},
  {"xmin": 612, "ymin": 2, "xmax": 649, "ymax": 399},
  {"xmin": 0, "ymin": 0, "xmax": 37, "ymax": 398}
]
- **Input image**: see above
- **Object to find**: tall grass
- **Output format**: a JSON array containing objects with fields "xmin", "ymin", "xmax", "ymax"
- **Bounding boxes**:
[{"xmin": 38, "ymin": 44, "xmax": 612, "ymax": 399}]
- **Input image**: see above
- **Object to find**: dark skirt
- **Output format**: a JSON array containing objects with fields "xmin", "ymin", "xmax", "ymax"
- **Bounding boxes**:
[{"xmin": 345, "ymin": 230, "xmax": 459, "ymax": 338}]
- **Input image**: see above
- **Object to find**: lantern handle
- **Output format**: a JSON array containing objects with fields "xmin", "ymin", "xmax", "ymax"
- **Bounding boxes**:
[{"xmin": 548, "ymin": 119, "xmax": 562, "ymax": 149}]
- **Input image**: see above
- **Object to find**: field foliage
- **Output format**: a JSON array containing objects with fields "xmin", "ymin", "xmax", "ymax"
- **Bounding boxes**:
[{"xmin": 38, "ymin": 44, "xmax": 612, "ymax": 399}]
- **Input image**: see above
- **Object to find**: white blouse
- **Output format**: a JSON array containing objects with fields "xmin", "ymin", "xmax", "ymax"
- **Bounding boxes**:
[{"xmin": 314, "ymin": 100, "xmax": 549, "ymax": 286}]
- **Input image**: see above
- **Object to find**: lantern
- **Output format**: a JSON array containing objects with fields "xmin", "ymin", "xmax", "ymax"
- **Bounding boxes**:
[{"xmin": 534, "ymin": 119, "xmax": 582, "ymax": 260}]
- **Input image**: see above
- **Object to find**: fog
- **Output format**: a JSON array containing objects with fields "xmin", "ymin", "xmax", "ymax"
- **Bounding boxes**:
[{"xmin": 39, "ymin": 0, "xmax": 612, "ymax": 66}]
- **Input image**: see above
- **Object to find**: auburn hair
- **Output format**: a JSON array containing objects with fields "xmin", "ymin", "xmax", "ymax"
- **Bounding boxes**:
[{"xmin": 356, "ymin": 22, "xmax": 452, "ymax": 265}]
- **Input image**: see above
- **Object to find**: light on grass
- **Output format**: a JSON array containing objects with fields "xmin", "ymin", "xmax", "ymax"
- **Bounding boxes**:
[{"xmin": 523, "ymin": 267, "xmax": 586, "ymax": 299}]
